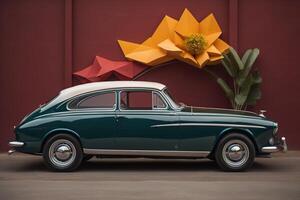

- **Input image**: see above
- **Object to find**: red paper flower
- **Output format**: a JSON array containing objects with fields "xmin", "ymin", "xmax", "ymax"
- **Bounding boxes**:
[{"xmin": 73, "ymin": 56, "xmax": 147, "ymax": 82}]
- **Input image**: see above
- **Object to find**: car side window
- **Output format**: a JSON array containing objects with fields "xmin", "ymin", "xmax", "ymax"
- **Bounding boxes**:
[
  {"xmin": 71, "ymin": 92, "xmax": 116, "ymax": 109},
  {"xmin": 120, "ymin": 91, "xmax": 152, "ymax": 110},
  {"xmin": 120, "ymin": 90, "xmax": 167, "ymax": 110},
  {"xmin": 152, "ymin": 92, "xmax": 167, "ymax": 109}
]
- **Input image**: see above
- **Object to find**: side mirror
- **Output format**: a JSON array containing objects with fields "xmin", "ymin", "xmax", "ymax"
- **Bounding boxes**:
[{"xmin": 179, "ymin": 102, "xmax": 186, "ymax": 107}]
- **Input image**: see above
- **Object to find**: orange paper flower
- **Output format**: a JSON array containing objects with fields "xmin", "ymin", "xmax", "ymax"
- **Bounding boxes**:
[{"xmin": 118, "ymin": 8, "xmax": 230, "ymax": 68}]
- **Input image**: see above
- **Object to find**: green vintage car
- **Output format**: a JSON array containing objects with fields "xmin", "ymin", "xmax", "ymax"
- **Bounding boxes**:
[{"xmin": 9, "ymin": 81, "xmax": 287, "ymax": 171}]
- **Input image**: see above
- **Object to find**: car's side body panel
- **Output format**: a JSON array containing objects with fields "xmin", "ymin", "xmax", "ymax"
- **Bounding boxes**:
[{"xmin": 115, "ymin": 110, "xmax": 180, "ymax": 150}]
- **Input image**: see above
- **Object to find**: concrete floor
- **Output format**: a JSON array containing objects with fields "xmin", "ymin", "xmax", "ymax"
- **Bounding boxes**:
[{"xmin": 0, "ymin": 152, "xmax": 299, "ymax": 200}]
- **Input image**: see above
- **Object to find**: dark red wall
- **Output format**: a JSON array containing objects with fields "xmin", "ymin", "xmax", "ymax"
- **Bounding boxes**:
[{"xmin": 0, "ymin": 0, "xmax": 299, "ymax": 151}]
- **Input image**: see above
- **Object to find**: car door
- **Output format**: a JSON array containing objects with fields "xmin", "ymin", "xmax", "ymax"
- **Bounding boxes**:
[
  {"xmin": 115, "ymin": 89, "xmax": 180, "ymax": 151},
  {"xmin": 67, "ymin": 91, "xmax": 117, "ymax": 149}
]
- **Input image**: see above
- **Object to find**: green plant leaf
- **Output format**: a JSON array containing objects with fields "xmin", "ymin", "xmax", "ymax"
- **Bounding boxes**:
[
  {"xmin": 252, "ymin": 70, "xmax": 262, "ymax": 84},
  {"xmin": 235, "ymin": 94, "xmax": 247, "ymax": 107},
  {"xmin": 221, "ymin": 54, "xmax": 237, "ymax": 78},
  {"xmin": 237, "ymin": 48, "xmax": 260, "ymax": 86},
  {"xmin": 217, "ymin": 78, "xmax": 234, "ymax": 101},
  {"xmin": 242, "ymin": 49, "xmax": 252, "ymax": 65},
  {"xmin": 235, "ymin": 70, "xmax": 262, "ymax": 108},
  {"xmin": 244, "ymin": 48, "xmax": 260, "ymax": 69},
  {"xmin": 227, "ymin": 47, "xmax": 244, "ymax": 70},
  {"xmin": 235, "ymin": 75, "xmax": 253, "ymax": 106},
  {"xmin": 246, "ymin": 84, "xmax": 261, "ymax": 105},
  {"xmin": 213, "ymin": 47, "xmax": 262, "ymax": 110}
]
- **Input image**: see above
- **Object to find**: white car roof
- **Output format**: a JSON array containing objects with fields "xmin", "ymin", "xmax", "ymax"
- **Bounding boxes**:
[
  {"xmin": 61, "ymin": 81, "xmax": 166, "ymax": 95},
  {"xmin": 42, "ymin": 81, "xmax": 167, "ymax": 110}
]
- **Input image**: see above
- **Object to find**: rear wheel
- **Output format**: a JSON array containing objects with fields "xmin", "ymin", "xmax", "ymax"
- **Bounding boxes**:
[
  {"xmin": 43, "ymin": 134, "xmax": 83, "ymax": 172},
  {"xmin": 215, "ymin": 133, "xmax": 255, "ymax": 172}
]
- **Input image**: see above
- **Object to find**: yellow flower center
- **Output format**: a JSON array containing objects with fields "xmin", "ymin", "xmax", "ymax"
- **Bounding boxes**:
[{"xmin": 184, "ymin": 34, "xmax": 207, "ymax": 56}]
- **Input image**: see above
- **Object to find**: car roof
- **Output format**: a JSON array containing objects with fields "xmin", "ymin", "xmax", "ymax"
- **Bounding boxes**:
[
  {"xmin": 42, "ymin": 81, "xmax": 167, "ymax": 110},
  {"xmin": 61, "ymin": 81, "xmax": 166, "ymax": 95}
]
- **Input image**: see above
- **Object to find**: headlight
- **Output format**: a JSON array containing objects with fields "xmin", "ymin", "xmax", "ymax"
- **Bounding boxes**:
[
  {"xmin": 273, "ymin": 123, "xmax": 278, "ymax": 135},
  {"xmin": 273, "ymin": 126, "xmax": 278, "ymax": 135}
]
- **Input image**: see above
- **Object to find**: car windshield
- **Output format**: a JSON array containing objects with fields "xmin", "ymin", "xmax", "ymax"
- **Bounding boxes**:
[{"xmin": 163, "ymin": 88, "xmax": 181, "ymax": 109}]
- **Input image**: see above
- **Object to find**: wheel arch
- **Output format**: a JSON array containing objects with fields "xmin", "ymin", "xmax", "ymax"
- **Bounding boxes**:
[
  {"xmin": 210, "ymin": 128, "xmax": 259, "ymax": 157},
  {"xmin": 40, "ymin": 128, "xmax": 82, "ymax": 153}
]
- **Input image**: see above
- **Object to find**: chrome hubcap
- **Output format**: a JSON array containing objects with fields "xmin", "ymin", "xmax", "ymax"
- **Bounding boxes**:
[
  {"xmin": 222, "ymin": 139, "xmax": 249, "ymax": 168},
  {"xmin": 227, "ymin": 144, "xmax": 244, "ymax": 161},
  {"xmin": 55, "ymin": 144, "xmax": 72, "ymax": 161},
  {"xmin": 49, "ymin": 139, "xmax": 76, "ymax": 168}
]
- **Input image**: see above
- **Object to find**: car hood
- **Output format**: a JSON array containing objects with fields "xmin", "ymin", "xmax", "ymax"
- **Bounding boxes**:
[{"xmin": 181, "ymin": 106, "xmax": 260, "ymax": 117}]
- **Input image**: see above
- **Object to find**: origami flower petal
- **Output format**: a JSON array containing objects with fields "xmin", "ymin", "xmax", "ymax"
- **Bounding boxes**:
[
  {"xmin": 203, "ymin": 33, "xmax": 222, "ymax": 48},
  {"xmin": 158, "ymin": 39, "xmax": 183, "ymax": 54},
  {"xmin": 207, "ymin": 55, "xmax": 224, "ymax": 65},
  {"xmin": 118, "ymin": 40, "xmax": 170, "ymax": 65},
  {"xmin": 147, "ymin": 56, "xmax": 174, "ymax": 66},
  {"xmin": 209, "ymin": 55, "xmax": 224, "ymax": 62},
  {"xmin": 151, "ymin": 15, "xmax": 178, "ymax": 44},
  {"xmin": 177, "ymin": 51, "xmax": 198, "ymax": 66},
  {"xmin": 114, "ymin": 64, "xmax": 144, "ymax": 79},
  {"xmin": 199, "ymin": 14, "xmax": 222, "ymax": 36},
  {"xmin": 117, "ymin": 40, "xmax": 141, "ymax": 55},
  {"xmin": 117, "ymin": 15, "xmax": 178, "ymax": 66},
  {"xmin": 175, "ymin": 8, "xmax": 199, "ymax": 37},
  {"xmin": 125, "ymin": 47, "xmax": 168, "ymax": 65},
  {"xmin": 196, "ymin": 52, "xmax": 210, "ymax": 68},
  {"xmin": 141, "ymin": 37, "xmax": 155, "ymax": 47},
  {"xmin": 213, "ymin": 38, "xmax": 230, "ymax": 54},
  {"xmin": 173, "ymin": 32, "xmax": 185, "ymax": 49},
  {"xmin": 95, "ymin": 56, "xmax": 127, "ymax": 77},
  {"xmin": 73, "ymin": 60, "xmax": 101, "ymax": 81},
  {"xmin": 207, "ymin": 45, "xmax": 222, "ymax": 56},
  {"xmin": 73, "ymin": 56, "xmax": 147, "ymax": 82}
]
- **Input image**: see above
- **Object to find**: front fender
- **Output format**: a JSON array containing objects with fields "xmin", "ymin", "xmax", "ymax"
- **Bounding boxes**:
[
  {"xmin": 212, "ymin": 126, "xmax": 273, "ymax": 154},
  {"xmin": 213, "ymin": 127, "xmax": 257, "ymax": 150}
]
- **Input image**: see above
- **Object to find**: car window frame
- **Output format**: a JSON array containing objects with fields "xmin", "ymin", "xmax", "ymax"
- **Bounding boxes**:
[
  {"xmin": 67, "ymin": 90, "xmax": 117, "ymax": 111},
  {"xmin": 152, "ymin": 91, "xmax": 168, "ymax": 110},
  {"xmin": 118, "ymin": 88, "xmax": 170, "ymax": 112}
]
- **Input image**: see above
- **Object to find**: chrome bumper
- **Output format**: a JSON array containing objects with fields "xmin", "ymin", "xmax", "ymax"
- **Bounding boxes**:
[
  {"xmin": 261, "ymin": 137, "xmax": 287, "ymax": 153},
  {"xmin": 8, "ymin": 141, "xmax": 25, "ymax": 155}
]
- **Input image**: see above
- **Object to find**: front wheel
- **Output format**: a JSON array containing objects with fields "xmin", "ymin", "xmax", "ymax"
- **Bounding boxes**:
[
  {"xmin": 215, "ymin": 133, "xmax": 255, "ymax": 172},
  {"xmin": 43, "ymin": 134, "xmax": 83, "ymax": 172}
]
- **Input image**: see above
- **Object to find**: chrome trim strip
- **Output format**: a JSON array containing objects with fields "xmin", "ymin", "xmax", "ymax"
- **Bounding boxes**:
[
  {"xmin": 186, "ymin": 106, "xmax": 258, "ymax": 116},
  {"xmin": 9, "ymin": 141, "xmax": 24, "ymax": 147},
  {"xmin": 261, "ymin": 146, "xmax": 280, "ymax": 153},
  {"xmin": 151, "ymin": 123, "xmax": 266, "ymax": 129},
  {"xmin": 161, "ymin": 89, "xmax": 179, "ymax": 110},
  {"xmin": 83, "ymin": 149, "xmax": 210, "ymax": 157}
]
